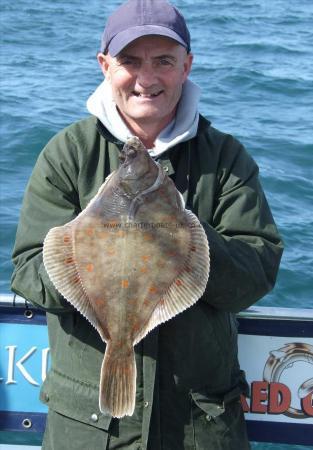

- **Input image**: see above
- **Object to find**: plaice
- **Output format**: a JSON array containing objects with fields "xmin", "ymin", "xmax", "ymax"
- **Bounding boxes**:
[{"xmin": 43, "ymin": 136, "xmax": 210, "ymax": 418}]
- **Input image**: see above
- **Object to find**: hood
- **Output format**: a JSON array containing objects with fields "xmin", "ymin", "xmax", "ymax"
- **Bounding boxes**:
[{"xmin": 86, "ymin": 78, "xmax": 200, "ymax": 157}]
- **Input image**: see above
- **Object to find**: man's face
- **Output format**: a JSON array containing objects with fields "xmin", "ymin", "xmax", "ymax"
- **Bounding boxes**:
[{"xmin": 98, "ymin": 36, "xmax": 193, "ymax": 132}]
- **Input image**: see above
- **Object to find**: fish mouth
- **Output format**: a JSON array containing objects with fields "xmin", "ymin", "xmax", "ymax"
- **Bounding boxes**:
[
  {"xmin": 119, "ymin": 137, "xmax": 146, "ymax": 167},
  {"xmin": 120, "ymin": 150, "xmax": 150, "ymax": 180},
  {"xmin": 122, "ymin": 148, "xmax": 140, "ymax": 166}
]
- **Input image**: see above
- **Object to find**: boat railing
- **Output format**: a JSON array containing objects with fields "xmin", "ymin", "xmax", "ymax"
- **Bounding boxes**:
[{"xmin": 1, "ymin": 293, "xmax": 312, "ymax": 447}]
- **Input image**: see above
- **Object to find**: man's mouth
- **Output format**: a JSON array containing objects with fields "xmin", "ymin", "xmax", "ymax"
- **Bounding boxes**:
[{"xmin": 132, "ymin": 90, "xmax": 163, "ymax": 98}]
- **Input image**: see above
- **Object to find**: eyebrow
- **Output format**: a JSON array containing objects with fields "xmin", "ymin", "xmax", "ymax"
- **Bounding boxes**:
[
  {"xmin": 117, "ymin": 53, "xmax": 177, "ymax": 62},
  {"xmin": 154, "ymin": 54, "xmax": 177, "ymax": 62}
]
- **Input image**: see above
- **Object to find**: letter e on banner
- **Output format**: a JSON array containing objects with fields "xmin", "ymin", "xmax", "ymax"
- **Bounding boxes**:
[{"xmin": 251, "ymin": 381, "xmax": 268, "ymax": 413}]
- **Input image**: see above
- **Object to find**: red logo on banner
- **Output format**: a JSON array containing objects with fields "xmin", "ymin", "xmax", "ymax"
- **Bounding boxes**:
[
  {"xmin": 241, "ymin": 342, "xmax": 313, "ymax": 418},
  {"xmin": 241, "ymin": 381, "xmax": 312, "ymax": 416}
]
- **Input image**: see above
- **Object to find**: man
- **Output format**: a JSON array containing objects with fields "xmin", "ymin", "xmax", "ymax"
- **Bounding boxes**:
[{"xmin": 11, "ymin": 1, "xmax": 283, "ymax": 449}]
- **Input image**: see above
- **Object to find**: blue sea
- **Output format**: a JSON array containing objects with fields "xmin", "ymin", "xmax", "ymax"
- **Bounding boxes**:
[{"xmin": 0, "ymin": 0, "xmax": 312, "ymax": 449}]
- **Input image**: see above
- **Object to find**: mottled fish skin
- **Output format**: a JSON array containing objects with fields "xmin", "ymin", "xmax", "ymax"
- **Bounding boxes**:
[{"xmin": 43, "ymin": 136, "xmax": 210, "ymax": 418}]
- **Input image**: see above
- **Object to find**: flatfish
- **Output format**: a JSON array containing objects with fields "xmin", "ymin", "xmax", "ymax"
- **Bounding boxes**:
[{"xmin": 43, "ymin": 136, "xmax": 210, "ymax": 418}]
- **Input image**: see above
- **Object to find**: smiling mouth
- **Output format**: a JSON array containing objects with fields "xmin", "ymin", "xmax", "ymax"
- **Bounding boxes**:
[{"xmin": 132, "ymin": 90, "xmax": 163, "ymax": 98}]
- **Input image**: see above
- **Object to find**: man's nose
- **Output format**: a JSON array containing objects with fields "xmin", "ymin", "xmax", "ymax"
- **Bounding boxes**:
[{"xmin": 136, "ymin": 62, "xmax": 157, "ymax": 87}]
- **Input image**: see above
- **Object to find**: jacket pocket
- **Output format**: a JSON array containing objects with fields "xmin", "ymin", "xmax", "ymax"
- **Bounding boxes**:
[{"xmin": 190, "ymin": 390, "xmax": 250, "ymax": 450}]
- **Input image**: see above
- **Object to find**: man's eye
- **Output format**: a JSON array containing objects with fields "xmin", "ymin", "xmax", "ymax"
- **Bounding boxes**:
[
  {"xmin": 159, "ymin": 59, "xmax": 172, "ymax": 66},
  {"xmin": 119, "ymin": 59, "xmax": 138, "ymax": 67}
]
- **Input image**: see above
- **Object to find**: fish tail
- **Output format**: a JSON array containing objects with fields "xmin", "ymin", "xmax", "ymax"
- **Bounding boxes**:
[{"xmin": 99, "ymin": 342, "xmax": 136, "ymax": 418}]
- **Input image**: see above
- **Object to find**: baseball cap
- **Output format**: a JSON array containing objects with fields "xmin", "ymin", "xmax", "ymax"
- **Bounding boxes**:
[{"xmin": 101, "ymin": 0, "xmax": 191, "ymax": 56}]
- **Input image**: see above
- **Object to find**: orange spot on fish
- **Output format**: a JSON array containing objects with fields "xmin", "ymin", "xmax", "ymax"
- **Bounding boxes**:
[
  {"xmin": 149, "ymin": 286, "xmax": 157, "ymax": 294},
  {"xmin": 86, "ymin": 263, "xmax": 94, "ymax": 272},
  {"xmin": 132, "ymin": 323, "xmax": 141, "ymax": 333},
  {"xmin": 175, "ymin": 279, "xmax": 183, "ymax": 286},
  {"xmin": 141, "ymin": 255, "xmax": 150, "ymax": 262},
  {"xmin": 162, "ymin": 215, "xmax": 174, "ymax": 222},
  {"xmin": 191, "ymin": 246, "xmax": 197, "ymax": 252},
  {"xmin": 140, "ymin": 266, "xmax": 148, "ymax": 273},
  {"xmin": 63, "ymin": 235, "xmax": 71, "ymax": 244},
  {"xmin": 95, "ymin": 297, "xmax": 105, "ymax": 306},
  {"xmin": 72, "ymin": 275, "xmax": 80, "ymax": 285},
  {"xmin": 97, "ymin": 231, "xmax": 108, "ymax": 239},
  {"xmin": 121, "ymin": 280, "xmax": 129, "ymax": 288},
  {"xmin": 85, "ymin": 228, "xmax": 94, "ymax": 237},
  {"xmin": 143, "ymin": 299, "xmax": 150, "ymax": 307},
  {"xmin": 65, "ymin": 257, "xmax": 74, "ymax": 264}
]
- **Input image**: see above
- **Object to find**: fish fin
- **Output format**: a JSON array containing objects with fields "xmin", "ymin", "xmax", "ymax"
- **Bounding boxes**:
[
  {"xmin": 83, "ymin": 171, "xmax": 116, "ymax": 210},
  {"xmin": 99, "ymin": 342, "xmax": 136, "ymax": 418},
  {"xmin": 43, "ymin": 225, "xmax": 100, "ymax": 333},
  {"xmin": 177, "ymin": 190, "xmax": 185, "ymax": 209},
  {"xmin": 103, "ymin": 171, "xmax": 116, "ymax": 185},
  {"xmin": 134, "ymin": 209, "xmax": 210, "ymax": 344},
  {"xmin": 157, "ymin": 209, "xmax": 210, "ymax": 322}
]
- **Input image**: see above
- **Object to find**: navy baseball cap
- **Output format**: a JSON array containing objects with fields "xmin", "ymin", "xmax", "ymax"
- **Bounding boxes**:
[{"xmin": 101, "ymin": 0, "xmax": 191, "ymax": 56}]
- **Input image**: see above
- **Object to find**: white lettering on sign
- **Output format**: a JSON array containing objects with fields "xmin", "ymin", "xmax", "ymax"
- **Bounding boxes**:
[
  {"xmin": 6, "ymin": 345, "xmax": 17, "ymax": 384},
  {"xmin": 41, "ymin": 347, "xmax": 50, "ymax": 382},
  {"xmin": 3, "ymin": 346, "xmax": 50, "ymax": 386}
]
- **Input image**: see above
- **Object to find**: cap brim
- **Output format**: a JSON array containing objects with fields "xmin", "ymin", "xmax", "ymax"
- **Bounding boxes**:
[{"xmin": 107, "ymin": 25, "xmax": 188, "ymax": 56}]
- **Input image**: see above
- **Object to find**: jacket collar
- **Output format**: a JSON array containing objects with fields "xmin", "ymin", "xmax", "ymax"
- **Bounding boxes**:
[
  {"xmin": 88, "ymin": 78, "xmax": 201, "ymax": 157},
  {"xmin": 96, "ymin": 114, "xmax": 211, "ymax": 150}
]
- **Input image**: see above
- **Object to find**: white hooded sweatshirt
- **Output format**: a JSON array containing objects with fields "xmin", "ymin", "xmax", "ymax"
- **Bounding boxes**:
[{"xmin": 86, "ymin": 78, "xmax": 201, "ymax": 158}]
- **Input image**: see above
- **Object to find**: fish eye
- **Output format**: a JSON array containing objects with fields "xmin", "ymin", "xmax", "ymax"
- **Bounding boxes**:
[
  {"xmin": 119, "ymin": 150, "xmax": 126, "ymax": 163},
  {"xmin": 128, "ymin": 148, "xmax": 137, "ymax": 157}
]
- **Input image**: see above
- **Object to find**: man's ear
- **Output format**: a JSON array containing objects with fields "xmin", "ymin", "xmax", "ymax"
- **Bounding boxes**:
[
  {"xmin": 97, "ymin": 52, "xmax": 110, "ymax": 78},
  {"xmin": 182, "ymin": 52, "xmax": 193, "ymax": 82}
]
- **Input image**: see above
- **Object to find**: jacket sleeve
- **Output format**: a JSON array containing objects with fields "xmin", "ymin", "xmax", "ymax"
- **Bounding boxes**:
[
  {"xmin": 200, "ymin": 135, "xmax": 283, "ymax": 313},
  {"xmin": 11, "ymin": 129, "xmax": 81, "ymax": 313}
]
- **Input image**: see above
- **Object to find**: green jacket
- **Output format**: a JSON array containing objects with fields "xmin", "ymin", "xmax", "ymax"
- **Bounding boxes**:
[{"xmin": 11, "ymin": 115, "xmax": 283, "ymax": 449}]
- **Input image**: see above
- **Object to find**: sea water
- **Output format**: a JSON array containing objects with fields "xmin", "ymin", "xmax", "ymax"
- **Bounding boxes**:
[{"xmin": 1, "ymin": 1, "xmax": 312, "ymax": 449}]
